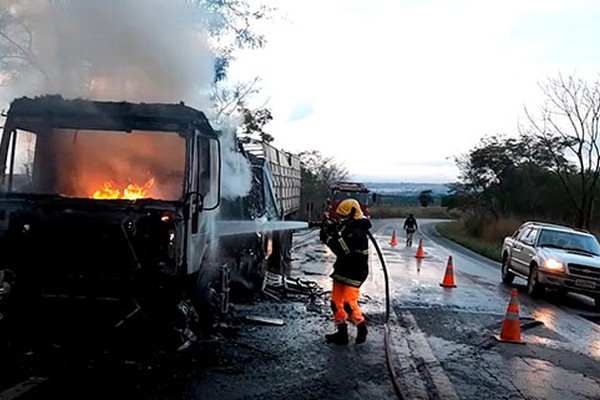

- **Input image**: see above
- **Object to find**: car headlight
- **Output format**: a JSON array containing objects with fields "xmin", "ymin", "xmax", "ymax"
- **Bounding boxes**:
[{"xmin": 544, "ymin": 259, "xmax": 564, "ymax": 271}]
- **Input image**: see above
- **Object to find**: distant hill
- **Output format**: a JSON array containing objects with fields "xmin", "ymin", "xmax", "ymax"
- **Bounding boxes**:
[{"xmin": 364, "ymin": 182, "xmax": 450, "ymax": 196}]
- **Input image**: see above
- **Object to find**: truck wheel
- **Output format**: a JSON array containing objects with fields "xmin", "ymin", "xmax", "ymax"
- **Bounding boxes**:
[
  {"xmin": 501, "ymin": 256, "xmax": 515, "ymax": 284},
  {"xmin": 527, "ymin": 264, "xmax": 544, "ymax": 297}
]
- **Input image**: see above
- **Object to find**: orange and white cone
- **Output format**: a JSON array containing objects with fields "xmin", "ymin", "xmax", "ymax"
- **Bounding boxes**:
[
  {"xmin": 494, "ymin": 289, "xmax": 525, "ymax": 344},
  {"xmin": 389, "ymin": 230, "xmax": 398, "ymax": 247},
  {"xmin": 440, "ymin": 256, "xmax": 457, "ymax": 288},
  {"xmin": 415, "ymin": 238, "xmax": 425, "ymax": 259}
]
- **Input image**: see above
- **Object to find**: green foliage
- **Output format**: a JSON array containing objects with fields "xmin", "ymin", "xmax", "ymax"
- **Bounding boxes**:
[
  {"xmin": 238, "ymin": 107, "xmax": 274, "ymax": 142},
  {"xmin": 449, "ymin": 75, "xmax": 600, "ymax": 235},
  {"xmin": 436, "ymin": 221, "xmax": 503, "ymax": 262},
  {"xmin": 418, "ymin": 190, "xmax": 434, "ymax": 207},
  {"xmin": 451, "ymin": 133, "xmax": 574, "ymax": 223},
  {"xmin": 298, "ymin": 150, "xmax": 349, "ymax": 220},
  {"xmin": 191, "ymin": 0, "xmax": 274, "ymax": 79},
  {"xmin": 445, "ymin": 75, "xmax": 600, "ymax": 230}
]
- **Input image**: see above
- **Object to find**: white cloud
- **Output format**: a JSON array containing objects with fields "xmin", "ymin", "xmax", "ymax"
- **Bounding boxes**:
[{"xmin": 229, "ymin": 0, "xmax": 600, "ymax": 183}]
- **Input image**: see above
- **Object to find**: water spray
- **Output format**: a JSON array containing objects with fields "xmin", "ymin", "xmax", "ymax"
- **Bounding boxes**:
[{"xmin": 216, "ymin": 220, "xmax": 309, "ymax": 237}]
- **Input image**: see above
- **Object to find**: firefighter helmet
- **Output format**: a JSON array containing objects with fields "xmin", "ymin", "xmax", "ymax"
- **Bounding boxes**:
[{"xmin": 336, "ymin": 198, "xmax": 364, "ymax": 220}]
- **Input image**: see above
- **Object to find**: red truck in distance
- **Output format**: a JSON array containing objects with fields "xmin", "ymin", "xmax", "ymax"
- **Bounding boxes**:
[{"xmin": 327, "ymin": 181, "xmax": 375, "ymax": 219}]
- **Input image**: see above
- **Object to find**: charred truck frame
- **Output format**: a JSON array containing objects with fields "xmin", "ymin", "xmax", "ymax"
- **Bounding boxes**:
[{"xmin": 0, "ymin": 96, "xmax": 300, "ymax": 348}]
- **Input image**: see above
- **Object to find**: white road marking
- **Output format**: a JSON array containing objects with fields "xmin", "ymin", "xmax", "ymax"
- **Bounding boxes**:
[
  {"xmin": 370, "ymin": 221, "xmax": 460, "ymax": 399},
  {"xmin": 393, "ymin": 311, "xmax": 460, "ymax": 399},
  {"xmin": 0, "ymin": 377, "xmax": 47, "ymax": 400}
]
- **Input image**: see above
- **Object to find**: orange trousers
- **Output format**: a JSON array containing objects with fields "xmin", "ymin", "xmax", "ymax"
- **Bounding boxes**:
[{"xmin": 331, "ymin": 280, "xmax": 365, "ymax": 325}]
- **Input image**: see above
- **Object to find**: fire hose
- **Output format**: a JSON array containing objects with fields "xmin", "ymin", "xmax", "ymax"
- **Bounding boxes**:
[
  {"xmin": 309, "ymin": 220, "xmax": 406, "ymax": 400},
  {"xmin": 309, "ymin": 220, "xmax": 406, "ymax": 398},
  {"xmin": 366, "ymin": 231, "xmax": 406, "ymax": 400}
]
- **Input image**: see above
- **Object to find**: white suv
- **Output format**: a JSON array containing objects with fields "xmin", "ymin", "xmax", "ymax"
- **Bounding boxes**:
[{"xmin": 501, "ymin": 221, "xmax": 600, "ymax": 307}]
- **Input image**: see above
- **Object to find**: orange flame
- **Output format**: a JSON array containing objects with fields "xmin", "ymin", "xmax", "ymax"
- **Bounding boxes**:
[{"xmin": 92, "ymin": 178, "xmax": 155, "ymax": 200}]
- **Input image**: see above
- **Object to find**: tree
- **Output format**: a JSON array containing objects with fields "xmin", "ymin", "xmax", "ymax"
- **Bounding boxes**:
[
  {"xmin": 524, "ymin": 74, "xmax": 600, "ymax": 229},
  {"xmin": 418, "ymin": 190, "xmax": 433, "ymax": 207},
  {"xmin": 454, "ymin": 133, "xmax": 570, "ymax": 222},
  {"xmin": 191, "ymin": 0, "xmax": 273, "ymax": 80},
  {"xmin": 238, "ymin": 107, "xmax": 274, "ymax": 142},
  {"xmin": 455, "ymin": 135, "xmax": 523, "ymax": 218},
  {"xmin": 190, "ymin": 1, "xmax": 277, "ymax": 127},
  {"xmin": 298, "ymin": 150, "xmax": 349, "ymax": 220}
]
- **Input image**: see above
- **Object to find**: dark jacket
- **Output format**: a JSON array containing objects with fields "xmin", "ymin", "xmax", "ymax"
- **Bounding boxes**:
[
  {"xmin": 404, "ymin": 217, "xmax": 418, "ymax": 231},
  {"xmin": 324, "ymin": 217, "xmax": 372, "ymax": 288}
]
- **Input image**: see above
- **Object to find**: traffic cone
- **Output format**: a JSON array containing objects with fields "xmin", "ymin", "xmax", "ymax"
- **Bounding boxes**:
[
  {"xmin": 389, "ymin": 230, "xmax": 398, "ymax": 247},
  {"xmin": 415, "ymin": 238, "xmax": 425, "ymax": 259},
  {"xmin": 440, "ymin": 256, "xmax": 457, "ymax": 288},
  {"xmin": 493, "ymin": 289, "xmax": 525, "ymax": 344}
]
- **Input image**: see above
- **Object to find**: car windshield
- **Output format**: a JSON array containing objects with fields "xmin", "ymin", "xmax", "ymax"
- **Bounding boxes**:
[{"xmin": 538, "ymin": 229, "xmax": 600, "ymax": 256}]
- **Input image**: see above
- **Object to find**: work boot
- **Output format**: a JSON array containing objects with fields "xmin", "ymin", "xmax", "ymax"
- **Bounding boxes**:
[
  {"xmin": 356, "ymin": 322, "xmax": 368, "ymax": 344},
  {"xmin": 325, "ymin": 324, "xmax": 348, "ymax": 345}
]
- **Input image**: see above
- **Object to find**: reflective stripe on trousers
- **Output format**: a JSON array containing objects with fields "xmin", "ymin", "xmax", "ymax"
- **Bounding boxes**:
[{"xmin": 331, "ymin": 280, "xmax": 365, "ymax": 325}]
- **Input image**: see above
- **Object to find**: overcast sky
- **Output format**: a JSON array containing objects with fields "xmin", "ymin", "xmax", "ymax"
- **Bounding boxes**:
[{"xmin": 228, "ymin": 0, "xmax": 600, "ymax": 183}]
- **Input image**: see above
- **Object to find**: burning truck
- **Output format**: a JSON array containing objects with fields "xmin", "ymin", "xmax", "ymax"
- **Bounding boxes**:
[{"xmin": 0, "ymin": 95, "xmax": 301, "ymax": 349}]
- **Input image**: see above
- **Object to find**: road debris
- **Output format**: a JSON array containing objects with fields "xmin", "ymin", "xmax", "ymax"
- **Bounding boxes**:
[
  {"xmin": 243, "ymin": 316, "xmax": 285, "ymax": 326},
  {"xmin": 263, "ymin": 272, "xmax": 324, "ymax": 298}
]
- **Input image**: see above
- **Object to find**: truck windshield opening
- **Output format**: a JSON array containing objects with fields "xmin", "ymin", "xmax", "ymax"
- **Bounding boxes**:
[{"xmin": 4, "ymin": 127, "xmax": 186, "ymax": 201}]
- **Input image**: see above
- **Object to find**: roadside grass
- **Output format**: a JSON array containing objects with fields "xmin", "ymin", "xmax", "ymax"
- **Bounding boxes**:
[
  {"xmin": 436, "ymin": 220, "xmax": 503, "ymax": 262},
  {"xmin": 434, "ymin": 213, "xmax": 600, "ymax": 263}
]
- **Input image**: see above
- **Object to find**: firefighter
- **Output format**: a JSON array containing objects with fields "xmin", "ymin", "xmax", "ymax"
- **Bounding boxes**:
[{"xmin": 319, "ymin": 198, "xmax": 372, "ymax": 345}]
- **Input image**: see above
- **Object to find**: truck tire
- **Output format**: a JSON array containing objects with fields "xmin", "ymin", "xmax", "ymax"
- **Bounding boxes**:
[
  {"xmin": 527, "ymin": 264, "xmax": 544, "ymax": 297},
  {"xmin": 501, "ymin": 255, "xmax": 515, "ymax": 284}
]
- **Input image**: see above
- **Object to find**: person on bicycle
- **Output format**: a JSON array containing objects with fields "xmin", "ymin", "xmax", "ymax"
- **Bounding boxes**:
[{"xmin": 403, "ymin": 213, "xmax": 418, "ymax": 246}]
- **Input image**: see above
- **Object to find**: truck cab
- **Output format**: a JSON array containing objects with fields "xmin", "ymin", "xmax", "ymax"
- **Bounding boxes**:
[{"xmin": 0, "ymin": 95, "xmax": 221, "ymax": 344}]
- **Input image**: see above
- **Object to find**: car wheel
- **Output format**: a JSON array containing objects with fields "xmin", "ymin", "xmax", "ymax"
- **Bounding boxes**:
[
  {"xmin": 501, "ymin": 256, "xmax": 515, "ymax": 284},
  {"xmin": 527, "ymin": 264, "xmax": 544, "ymax": 297}
]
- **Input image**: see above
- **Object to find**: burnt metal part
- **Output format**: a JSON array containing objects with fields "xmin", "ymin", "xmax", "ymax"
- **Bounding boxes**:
[{"xmin": 6, "ymin": 95, "xmax": 217, "ymax": 137}]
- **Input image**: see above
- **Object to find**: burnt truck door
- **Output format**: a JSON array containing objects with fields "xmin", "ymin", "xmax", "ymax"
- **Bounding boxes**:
[{"xmin": 185, "ymin": 130, "xmax": 220, "ymax": 275}]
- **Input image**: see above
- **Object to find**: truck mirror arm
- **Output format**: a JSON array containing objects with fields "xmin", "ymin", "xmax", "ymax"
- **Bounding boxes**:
[{"xmin": 183, "ymin": 191, "xmax": 203, "ymax": 208}]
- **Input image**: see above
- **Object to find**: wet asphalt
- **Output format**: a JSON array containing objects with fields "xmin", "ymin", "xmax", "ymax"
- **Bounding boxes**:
[
  {"xmin": 3, "ymin": 218, "xmax": 600, "ymax": 399},
  {"xmin": 371, "ymin": 219, "xmax": 600, "ymax": 400}
]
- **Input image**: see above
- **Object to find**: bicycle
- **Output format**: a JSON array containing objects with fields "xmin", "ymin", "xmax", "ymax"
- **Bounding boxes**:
[{"xmin": 405, "ymin": 228, "xmax": 415, "ymax": 247}]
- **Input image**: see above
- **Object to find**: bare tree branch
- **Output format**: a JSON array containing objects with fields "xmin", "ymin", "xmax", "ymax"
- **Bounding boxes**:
[{"xmin": 524, "ymin": 74, "xmax": 600, "ymax": 228}]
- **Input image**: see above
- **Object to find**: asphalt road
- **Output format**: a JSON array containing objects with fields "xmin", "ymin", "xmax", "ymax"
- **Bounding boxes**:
[
  {"xmin": 2, "ymin": 218, "xmax": 600, "ymax": 399},
  {"xmin": 369, "ymin": 218, "xmax": 600, "ymax": 400}
]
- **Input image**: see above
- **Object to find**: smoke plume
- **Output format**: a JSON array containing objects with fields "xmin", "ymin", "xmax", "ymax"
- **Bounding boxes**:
[
  {"xmin": 1, "ymin": 0, "xmax": 253, "ymax": 200},
  {"xmin": 4, "ymin": 0, "xmax": 214, "ymax": 106}
]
